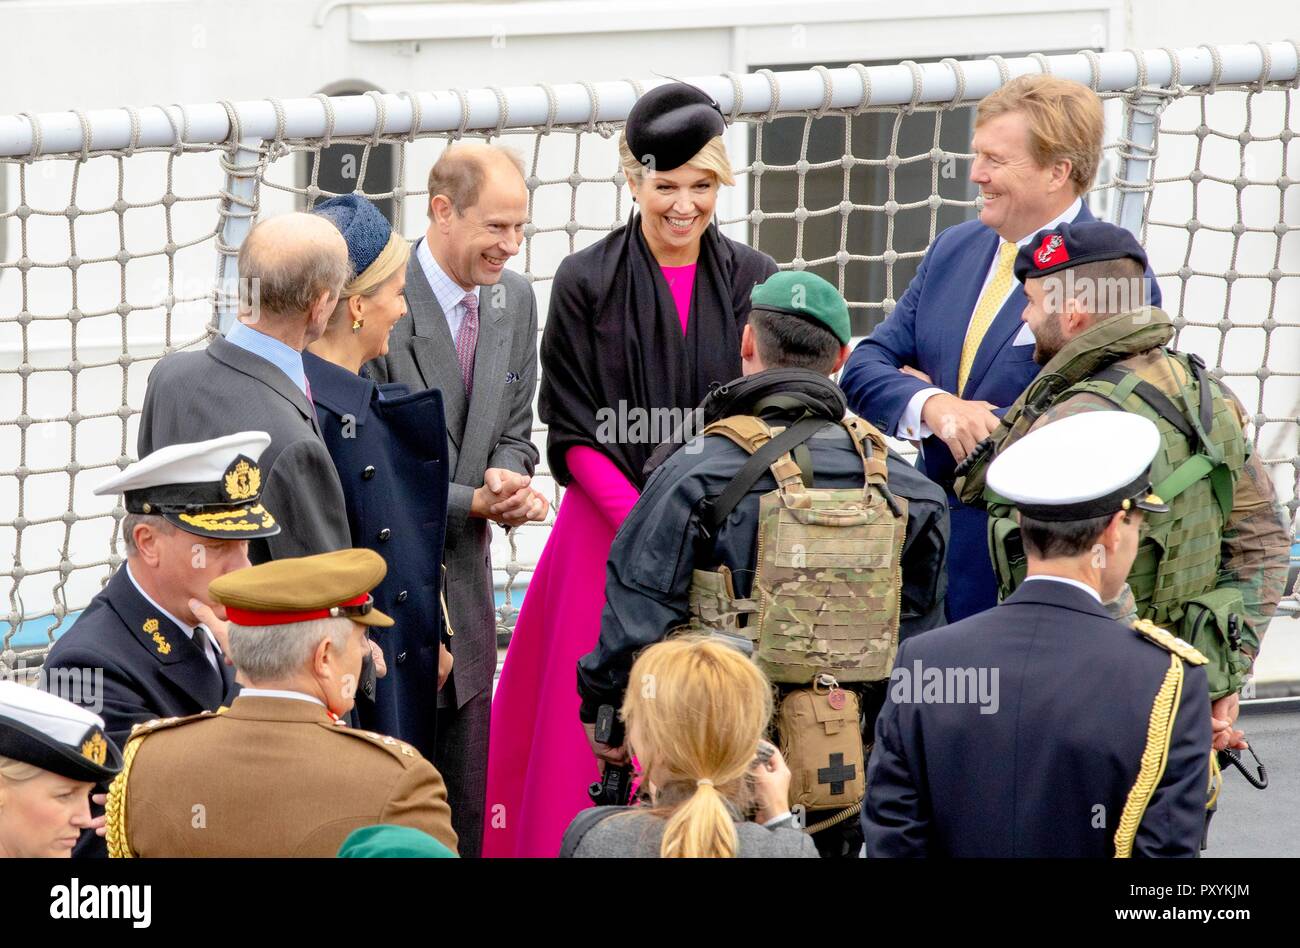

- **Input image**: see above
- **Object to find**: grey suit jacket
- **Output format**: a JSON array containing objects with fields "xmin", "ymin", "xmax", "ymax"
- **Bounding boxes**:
[
  {"xmin": 137, "ymin": 335, "xmax": 351, "ymax": 564},
  {"xmin": 367, "ymin": 240, "xmax": 540, "ymax": 707}
]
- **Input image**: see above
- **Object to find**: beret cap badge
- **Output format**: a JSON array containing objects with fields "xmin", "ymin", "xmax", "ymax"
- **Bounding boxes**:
[{"xmin": 1034, "ymin": 233, "xmax": 1069, "ymax": 269}]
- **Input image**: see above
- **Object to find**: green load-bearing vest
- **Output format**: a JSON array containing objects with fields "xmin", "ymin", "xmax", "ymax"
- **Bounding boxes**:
[
  {"xmin": 985, "ymin": 349, "xmax": 1252, "ymax": 697},
  {"xmin": 986, "ymin": 348, "xmax": 1246, "ymax": 624},
  {"xmin": 955, "ymin": 308, "xmax": 1254, "ymax": 697}
]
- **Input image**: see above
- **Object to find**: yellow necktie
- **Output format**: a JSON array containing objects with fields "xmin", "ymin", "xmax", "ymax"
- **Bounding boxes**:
[{"xmin": 956, "ymin": 240, "xmax": 1017, "ymax": 395}]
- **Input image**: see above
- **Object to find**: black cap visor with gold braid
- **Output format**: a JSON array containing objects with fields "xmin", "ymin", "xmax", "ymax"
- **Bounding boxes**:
[
  {"xmin": 0, "ymin": 716, "xmax": 122, "ymax": 783},
  {"xmin": 1014, "ymin": 471, "xmax": 1170, "ymax": 522},
  {"xmin": 125, "ymin": 454, "xmax": 281, "ymax": 540}
]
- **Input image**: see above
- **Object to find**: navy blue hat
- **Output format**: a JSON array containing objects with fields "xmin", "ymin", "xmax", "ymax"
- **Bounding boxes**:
[
  {"xmin": 312, "ymin": 194, "xmax": 393, "ymax": 279},
  {"xmin": 1014, "ymin": 220, "xmax": 1149, "ymax": 283},
  {"xmin": 625, "ymin": 82, "xmax": 726, "ymax": 174}
]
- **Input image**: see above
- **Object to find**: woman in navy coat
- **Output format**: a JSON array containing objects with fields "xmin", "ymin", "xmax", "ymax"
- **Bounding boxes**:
[{"xmin": 305, "ymin": 194, "xmax": 452, "ymax": 764}]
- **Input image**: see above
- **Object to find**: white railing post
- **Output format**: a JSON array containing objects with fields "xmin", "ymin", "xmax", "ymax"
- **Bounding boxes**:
[
  {"xmin": 214, "ymin": 136, "xmax": 263, "ymax": 333},
  {"xmin": 1113, "ymin": 91, "xmax": 1162, "ymax": 239}
]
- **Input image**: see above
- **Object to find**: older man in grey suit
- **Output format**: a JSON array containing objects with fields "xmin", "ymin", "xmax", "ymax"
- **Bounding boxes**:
[
  {"xmin": 368, "ymin": 143, "xmax": 546, "ymax": 857},
  {"xmin": 138, "ymin": 213, "xmax": 353, "ymax": 562}
]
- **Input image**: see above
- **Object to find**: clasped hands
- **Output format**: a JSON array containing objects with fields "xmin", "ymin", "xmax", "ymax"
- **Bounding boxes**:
[
  {"xmin": 473, "ymin": 467, "xmax": 549, "ymax": 527},
  {"xmin": 899, "ymin": 366, "xmax": 1000, "ymax": 462}
]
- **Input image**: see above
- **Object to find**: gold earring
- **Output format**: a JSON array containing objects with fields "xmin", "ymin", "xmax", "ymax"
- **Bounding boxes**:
[{"xmin": 352, "ymin": 317, "xmax": 364, "ymax": 333}]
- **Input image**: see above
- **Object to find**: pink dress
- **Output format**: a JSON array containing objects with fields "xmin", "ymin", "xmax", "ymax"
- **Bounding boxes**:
[{"xmin": 483, "ymin": 263, "xmax": 696, "ymax": 858}]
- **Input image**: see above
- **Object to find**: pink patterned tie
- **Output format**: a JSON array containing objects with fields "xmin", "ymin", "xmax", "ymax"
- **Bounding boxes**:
[{"xmin": 455, "ymin": 291, "xmax": 479, "ymax": 396}]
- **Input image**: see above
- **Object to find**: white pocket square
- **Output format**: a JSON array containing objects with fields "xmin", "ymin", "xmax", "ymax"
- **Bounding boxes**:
[{"xmin": 1012, "ymin": 323, "xmax": 1036, "ymax": 347}]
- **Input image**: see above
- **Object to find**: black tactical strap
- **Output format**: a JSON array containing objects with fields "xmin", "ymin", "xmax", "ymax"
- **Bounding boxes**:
[
  {"xmin": 1091, "ymin": 366, "xmax": 1199, "ymax": 447},
  {"xmin": 698, "ymin": 416, "xmax": 830, "ymax": 537},
  {"xmin": 1185, "ymin": 352, "xmax": 1216, "ymax": 440}
]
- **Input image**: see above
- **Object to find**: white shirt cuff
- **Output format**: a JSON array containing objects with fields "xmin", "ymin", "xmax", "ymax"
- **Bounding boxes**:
[
  {"xmin": 899, "ymin": 386, "xmax": 945, "ymax": 441},
  {"xmin": 762, "ymin": 811, "xmax": 796, "ymax": 829}
]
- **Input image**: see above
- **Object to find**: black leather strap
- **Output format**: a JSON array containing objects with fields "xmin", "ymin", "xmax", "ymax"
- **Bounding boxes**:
[{"xmin": 698, "ymin": 416, "xmax": 830, "ymax": 537}]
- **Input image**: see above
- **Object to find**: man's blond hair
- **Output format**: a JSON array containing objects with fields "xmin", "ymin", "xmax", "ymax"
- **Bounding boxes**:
[{"xmin": 976, "ymin": 75, "xmax": 1104, "ymax": 196}]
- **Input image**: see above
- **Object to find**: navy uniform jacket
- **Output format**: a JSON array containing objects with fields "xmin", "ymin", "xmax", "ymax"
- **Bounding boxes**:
[
  {"xmin": 42, "ymin": 565, "xmax": 238, "ymax": 856},
  {"xmin": 577, "ymin": 408, "xmax": 950, "ymax": 721},
  {"xmin": 304, "ymin": 351, "xmax": 450, "ymax": 764},
  {"xmin": 839, "ymin": 203, "xmax": 1162, "ymax": 622},
  {"xmin": 863, "ymin": 578, "xmax": 1212, "ymax": 858}
]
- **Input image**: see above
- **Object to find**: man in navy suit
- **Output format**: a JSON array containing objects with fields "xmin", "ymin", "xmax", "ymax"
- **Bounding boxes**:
[
  {"xmin": 863, "ymin": 411, "xmax": 1213, "ymax": 858},
  {"xmin": 42, "ymin": 432, "xmax": 279, "ymax": 856},
  {"xmin": 841, "ymin": 75, "xmax": 1160, "ymax": 621}
]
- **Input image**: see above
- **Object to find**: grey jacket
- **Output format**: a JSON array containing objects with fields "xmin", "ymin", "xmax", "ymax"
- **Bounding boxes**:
[
  {"xmin": 563, "ymin": 807, "xmax": 820, "ymax": 858},
  {"xmin": 137, "ymin": 335, "xmax": 351, "ymax": 564},
  {"xmin": 366, "ymin": 241, "xmax": 540, "ymax": 707}
]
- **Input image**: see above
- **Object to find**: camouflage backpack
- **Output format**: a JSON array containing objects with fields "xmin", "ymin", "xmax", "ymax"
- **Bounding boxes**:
[{"xmin": 686, "ymin": 413, "xmax": 908, "ymax": 685}]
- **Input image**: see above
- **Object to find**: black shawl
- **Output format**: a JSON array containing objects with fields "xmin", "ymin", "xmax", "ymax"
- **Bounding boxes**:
[{"xmin": 539, "ymin": 212, "xmax": 777, "ymax": 488}]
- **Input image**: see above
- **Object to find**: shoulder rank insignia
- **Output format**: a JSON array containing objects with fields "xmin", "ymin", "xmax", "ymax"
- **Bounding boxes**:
[{"xmin": 1132, "ymin": 618, "xmax": 1208, "ymax": 665}]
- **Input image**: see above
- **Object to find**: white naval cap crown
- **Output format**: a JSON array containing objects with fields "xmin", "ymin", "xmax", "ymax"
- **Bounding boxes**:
[
  {"xmin": 94, "ymin": 431, "xmax": 272, "ymax": 496},
  {"xmin": 987, "ymin": 412, "xmax": 1163, "ymax": 519},
  {"xmin": 0, "ymin": 679, "xmax": 106, "ymax": 748}
]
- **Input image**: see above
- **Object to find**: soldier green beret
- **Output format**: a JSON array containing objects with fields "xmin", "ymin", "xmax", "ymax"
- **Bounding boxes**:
[
  {"xmin": 749, "ymin": 271, "xmax": 852, "ymax": 345},
  {"xmin": 209, "ymin": 548, "xmax": 394, "ymax": 628}
]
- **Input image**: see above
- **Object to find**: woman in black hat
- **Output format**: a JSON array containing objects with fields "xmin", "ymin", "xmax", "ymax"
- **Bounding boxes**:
[
  {"xmin": 485, "ymin": 83, "xmax": 777, "ymax": 858},
  {"xmin": 0, "ymin": 681, "xmax": 121, "ymax": 857}
]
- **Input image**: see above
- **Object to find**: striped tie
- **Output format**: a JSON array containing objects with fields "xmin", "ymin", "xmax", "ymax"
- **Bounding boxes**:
[
  {"xmin": 956, "ymin": 240, "xmax": 1017, "ymax": 395},
  {"xmin": 455, "ymin": 291, "xmax": 479, "ymax": 396}
]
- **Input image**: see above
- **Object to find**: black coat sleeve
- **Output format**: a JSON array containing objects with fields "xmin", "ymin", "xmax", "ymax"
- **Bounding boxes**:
[
  {"xmin": 862, "ymin": 638, "xmax": 931, "ymax": 857},
  {"xmin": 576, "ymin": 455, "xmax": 703, "ymax": 722},
  {"xmin": 886, "ymin": 452, "xmax": 950, "ymax": 637},
  {"xmin": 539, "ymin": 254, "xmax": 605, "ymax": 486},
  {"xmin": 42, "ymin": 648, "xmax": 158, "ymax": 753},
  {"xmin": 1133, "ymin": 663, "xmax": 1213, "ymax": 857},
  {"xmin": 262, "ymin": 437, "xmax": 352, "ymax": 559}
]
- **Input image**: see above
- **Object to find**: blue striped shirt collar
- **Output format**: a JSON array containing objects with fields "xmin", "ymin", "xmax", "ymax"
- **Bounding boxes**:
[{"xmin": 225, "ymin": 320, "xmax": 308, "ymax": 396}]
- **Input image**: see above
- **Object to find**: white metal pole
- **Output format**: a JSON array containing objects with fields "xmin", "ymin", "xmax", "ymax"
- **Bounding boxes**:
[
  {"xmin": 0, "ymin": 43, "xmax": 1295, "ymax": 158},
  {"xmin": 214, "ymin": 137, "xmax": 263, "ymax": 334},
  {"xmin": 1113, "ymin": 92, "xmax": 1162, "ymax": 238}
]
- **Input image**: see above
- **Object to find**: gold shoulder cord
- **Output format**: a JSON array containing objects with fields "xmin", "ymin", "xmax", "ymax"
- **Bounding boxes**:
[
  {"xmin": 105, "ymin": 734, "xmax": 146, "ymax": 858},
  {"xmin": 1113, "ymin": 652, "xmax": 1184, "ymax": 857},
  {"xmin": 1206, "ymin": 750, "xmax": 1223, "ymax": 809}
]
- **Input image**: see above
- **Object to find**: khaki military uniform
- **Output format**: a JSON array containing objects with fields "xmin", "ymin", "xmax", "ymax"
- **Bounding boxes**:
[{"xmin": 107, "ymin": 695, "xmax": 457, "ymax": 857}]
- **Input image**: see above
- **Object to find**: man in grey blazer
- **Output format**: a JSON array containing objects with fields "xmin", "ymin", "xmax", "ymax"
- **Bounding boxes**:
[
  {"xmin": 138, "ymin": 213, "xmax": 353, "ymax": 564},
  {"xmin": 369, "ymin": 143, "xmax": 546, "ymax": 857}
]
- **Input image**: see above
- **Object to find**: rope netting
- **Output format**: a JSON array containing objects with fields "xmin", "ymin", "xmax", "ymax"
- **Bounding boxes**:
[{"xmin": 1, "ymin": 54, "xmax": 1297, "ymax": 680}]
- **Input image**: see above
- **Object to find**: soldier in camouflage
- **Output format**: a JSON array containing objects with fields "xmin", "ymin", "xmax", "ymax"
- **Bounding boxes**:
[
  {"xmin": 957, "ymin": 221, "xmax": 1291, "ymax": 755},
  {"xmin": 577, "ymin": 271, "xmax": 950, "ymax": 856}
]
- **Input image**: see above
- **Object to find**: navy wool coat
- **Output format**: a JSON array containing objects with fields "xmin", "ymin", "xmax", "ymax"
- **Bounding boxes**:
[{"xmin": 304, "ymin": 351, "xmax": 450, "ymax": 763}]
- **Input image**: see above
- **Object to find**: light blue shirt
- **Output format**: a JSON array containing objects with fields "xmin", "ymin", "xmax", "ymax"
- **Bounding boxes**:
[
  {"xmin": 416, "ymin": 237, "xmax": 480, "ymax": 338},
  {"xmin": 225, "ymin": 320, "xmax": 308, "ymax": 396}
]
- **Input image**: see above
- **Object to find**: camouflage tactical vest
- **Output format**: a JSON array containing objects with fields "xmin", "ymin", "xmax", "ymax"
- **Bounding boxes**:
[
  {"xmin": 686, "ymin": 414, "xmax": 908, "ymax": 684},
  {"xmin": 986, "ymin": 348, "xmax": 1247, "ymax": 627}
]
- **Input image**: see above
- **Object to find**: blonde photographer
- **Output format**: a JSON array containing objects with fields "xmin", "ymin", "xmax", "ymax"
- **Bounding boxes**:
[{"xmin": 561, "ymin": 635, "xmax": 817, "ymax": 858}]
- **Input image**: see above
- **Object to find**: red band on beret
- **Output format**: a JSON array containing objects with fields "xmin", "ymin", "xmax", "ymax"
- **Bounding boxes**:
[{"xmin": 225, "ymin": 592, "xmax": 370, "ymax": 627}]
